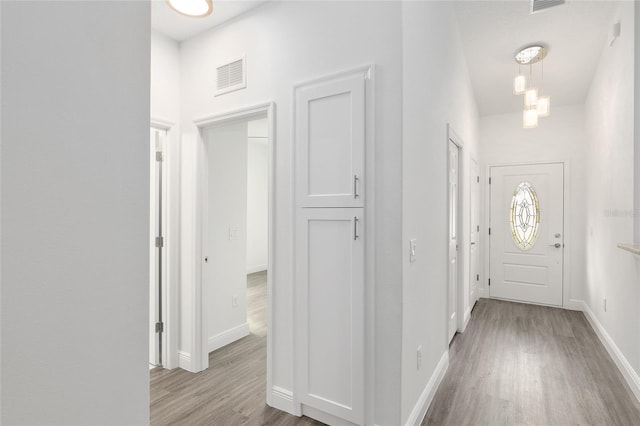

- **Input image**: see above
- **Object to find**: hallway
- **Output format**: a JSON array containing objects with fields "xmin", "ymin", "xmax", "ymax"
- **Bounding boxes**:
[
  {"xmin": 424, "ymin": 299, "xmax": 640, "ymax": 425},
  {"xmin": 150, "ymin": 272, "xmax": 324, "ymax": 425}
]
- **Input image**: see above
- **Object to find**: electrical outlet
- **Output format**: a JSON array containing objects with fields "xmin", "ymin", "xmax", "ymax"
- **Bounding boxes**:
[
  {"xmin": 603, "ymin": 297, "xmax": 607, "ymax": 312},
  {"xmin": 410, "ymin": 239, "xmax": 417, "ymax": 263},
  {"xmin": 232, "ymin": 295, "xmax": 238, "ymax": 308},
  {"xmin": 417, "ymin": 346, "xmax": 422, "ymax": 370}
]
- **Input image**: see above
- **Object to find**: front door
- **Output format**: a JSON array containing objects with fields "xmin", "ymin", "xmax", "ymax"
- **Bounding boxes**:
[{"xmin": 489, "ymin": 163, "xmax": 564, "ymax": 306}]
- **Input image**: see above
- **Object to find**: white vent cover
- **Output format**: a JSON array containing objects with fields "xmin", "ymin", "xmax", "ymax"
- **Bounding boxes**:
[
  {"xmin": 215, "ymin": 56, "xmax": 246, "ymax": 96},
  {"xmin": 531, "ymin": 0, "xmax": 566, "ymax": 13}
]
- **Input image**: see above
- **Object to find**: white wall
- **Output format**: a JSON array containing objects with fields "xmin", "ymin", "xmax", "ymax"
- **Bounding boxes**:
[
  {"xmin": 247, "ymin": 118, "xmax": 268, "ymax": 273},
  {"xmin": 478, "ymin": 104, "xmax": 588, "ymax": 308},
  {"xmin": 246, "ymin": 138, "xmax": 268, "ymax": 273},
  {"xmin": 401, "ymin": 2, "xmax": 479, "ymax": 423},
  {"xmin": 204, "ymin": 122, "xmax": 250, "ymax": 350},
  {"xmin": 179, "ymin": 2, "xmax": 404, "ymax": 423},
  {"xmin": 584, "ymin": 1, "xmax": 640, "ymax": 374},
  {"xmin": 1, "ymin": 1, "xmax": 150, "ymax": 424}
]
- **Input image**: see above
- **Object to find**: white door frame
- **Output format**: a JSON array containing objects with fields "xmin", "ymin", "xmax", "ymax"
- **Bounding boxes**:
[
  {"xmin": 470, "ymin": 157, "xmax": 480, "ymax": 308},
  {"xmin": 484, "ymin": 160, "xmax": 577, "ymax": 310},
  {"xmin": 186, "ymin": 102, "xmax": 275, "ymax": 396},
  {"xmin": 150, "ymin": 118, "xmax": 179, "ymax": 369},
  {"xmin": 447, "ymin": 124, "xmax": 469, "ymax": 337}
]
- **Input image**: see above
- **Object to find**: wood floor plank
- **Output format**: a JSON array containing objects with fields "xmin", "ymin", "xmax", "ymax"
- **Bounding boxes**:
[
  {"xmin": 150, "ymin": 272, "xmax": 325, "ymax": 426},
  {"xmin": 424, "ymin": 298, "xmax": 640, "ymax": 426}
]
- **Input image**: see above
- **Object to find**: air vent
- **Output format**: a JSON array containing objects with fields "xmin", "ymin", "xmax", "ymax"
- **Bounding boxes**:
[
  {"xmin": 531, "ymin": 0, "xmax": 566, "ymax": 13},
  {"xmin": 215, "ymin": 56, "xmax": 246, "ymax": 96}
]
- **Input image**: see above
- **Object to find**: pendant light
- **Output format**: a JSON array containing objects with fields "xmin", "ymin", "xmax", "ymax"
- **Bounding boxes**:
[
  {"xmin": 513, "ymin": 44, "xmax": 550, "ymax": 128},
  {"xmin": 166, "ymin": 0, "xmax": 213, "ymax": 17}
]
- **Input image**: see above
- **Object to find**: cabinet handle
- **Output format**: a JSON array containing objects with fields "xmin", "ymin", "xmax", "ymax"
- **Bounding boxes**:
[
  {"xmin": 354, "ymin": 174, "xmax": 359, "ymax": 199},
  {"xmin": 354, "ymin": 216, "xmax": 360, "ymax": 240}
]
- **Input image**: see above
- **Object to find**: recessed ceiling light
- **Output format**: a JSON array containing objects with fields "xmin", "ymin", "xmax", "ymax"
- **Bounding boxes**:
[
  {"xmin": 515, "ymin": 45, "xmax": 547, "ymax": 65},
  {"xmin": 166, "ymin": 0, "xmax": 213, "ymax": 18}
]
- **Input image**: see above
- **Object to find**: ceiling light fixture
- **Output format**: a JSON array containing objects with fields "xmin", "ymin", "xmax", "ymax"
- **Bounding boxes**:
[
  {"xmin": 513, "ymin": 44, "xmax": 550, "ymax": 128},
  {"xmin": 166, "ymin": 0, "xmax": 213, "ymax": 17}
]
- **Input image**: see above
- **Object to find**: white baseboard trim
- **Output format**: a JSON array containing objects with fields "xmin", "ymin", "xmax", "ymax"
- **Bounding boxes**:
[
  {"xmin": 208, "ymin": 322, "xmax": 250, "ymax": 353},
  {"xmin": 564, "ymin": 298, "xmax": 585, "ymax": 311},
  {"xmin": 405, "ymin": 350, "xmax": 449, "ymax": 426},
  {"xmin": 268, "ymin": 386, "xmax": 297, "ymax": 415},
  {"xmin": 178, "ymin": 350, "xmax": 192, "ymax": 371},
  {"xmin": 581, "ymin": 301, "xmax": 640, "ymax": 402},
  {"xmin": 303, "ymin": 405, "xmax": 357, "ymax": 426},
  {"xmin": 460, "ymin": 306, "xmax": 472, "ymax": 332},
  {"xmin": 247, "ymin": 264, "xmax": 268, "ymax": 274}
]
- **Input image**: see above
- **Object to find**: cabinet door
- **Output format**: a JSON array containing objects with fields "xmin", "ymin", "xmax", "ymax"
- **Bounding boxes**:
[
  {"xmin": 295, "ymin": 72, "xmax": 365, "ymax": 208},
  {"xmin": 296, "ymin": 208, "xmax": 364, "ymax": 424}
]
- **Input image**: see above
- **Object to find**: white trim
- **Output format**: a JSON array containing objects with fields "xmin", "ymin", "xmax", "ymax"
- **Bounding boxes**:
[
  {"xmin": 564, "ymin": 298, "xmax": 585, "ymax": 311},
  {"xmin": 150, "ymin": 117, "xmax": 174, "ymax": 131},
  {"xmin": 208, "ymin": 323, "xmax": 250, "ymax": 353},
  {"xmin": 581, "ymin": 301, "xmax": 640, "ymax": 402},
  {"xmin": 302, "ymin": 405, "xmax": 358, "ymax": 426},
  {"xmin": 247, "ymin": 264, "xmax": 268, "ymax": 274},
  {"xmin": 187, "ymin": 103, "xmax": 275, "ymax": 399},
  {"xmin": 461, "ymin": 306, "xmax": 472, "ymax": 333},
  {"xmin": 178, "ymin": 350, "xmax": 193, "ymax": 371},
  {"xmin": 269, "ymin": 386, "xmax": 297, "ymax": 415},
  {"xmin": 405, "ymin": 351, "xmax": 449, "ymax": 426}
]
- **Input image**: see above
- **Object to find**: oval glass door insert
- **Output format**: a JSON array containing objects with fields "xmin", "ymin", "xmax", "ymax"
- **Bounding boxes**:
[{"xmin": 510, "ymin": 182, "xmax": 540, "ymax": 250}]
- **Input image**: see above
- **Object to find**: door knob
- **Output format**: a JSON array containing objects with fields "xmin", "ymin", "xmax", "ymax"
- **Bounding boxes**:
[
  {"xmin": 549, "ymin": 243, "xmax": 561, "ymax": 248},
  {"xmin": 555, "ymin": 233, "xmax": 562, "ymax": 238}
]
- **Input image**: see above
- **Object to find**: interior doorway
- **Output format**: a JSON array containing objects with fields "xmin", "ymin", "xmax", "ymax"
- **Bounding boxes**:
[
  {"xmin": 448, "ymin": 138, "xmax": 460, "ymax": 343},
  {"xmin": 149, "ymin": 127, "xmax": 167, "ymax": 368}
]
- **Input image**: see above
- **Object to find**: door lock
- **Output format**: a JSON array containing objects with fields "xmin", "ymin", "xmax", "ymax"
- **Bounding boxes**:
[
  {"xmin": 549, "ymin": 243, "xmax": 561, "ymax": 248},
  {"xmin": 555, "ymin": 233, "xmax": 562, "ymax": 238}
]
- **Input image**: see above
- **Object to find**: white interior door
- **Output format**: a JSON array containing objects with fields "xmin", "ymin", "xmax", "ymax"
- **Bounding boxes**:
[
  {"xmin": 470, "ymin": 159, "xmax": 480, "ymax": 306},
  {"xmin": 489, "ymin": 163, "xmax": 564, "ymax": 306},
  {"xmin": 296, "ymin": 208, "xmax": 364, "ymax": 425},
  {"xmin": 448, "ymin": 141, "xmax": 459, "ymax": 343},
  {"xmin": 149, "ymin": 128, "xmax": 166, "ymax": 367}
]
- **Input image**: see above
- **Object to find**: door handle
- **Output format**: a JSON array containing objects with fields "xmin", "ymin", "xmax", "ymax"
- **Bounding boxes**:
[
  {"xmin": 549, "ymin": 243, "xmax": 561, "ymax": 248},
  {"xmin": 470, "ymin": 242, "xmax": 476, "ymax": 246},
  {"xmin": 354, "ymin": 216, "xmax": 360, "ymax": 240},
  {"xmin": 353, "ymin": 175, "xmax": 359, "ymax": 199}
]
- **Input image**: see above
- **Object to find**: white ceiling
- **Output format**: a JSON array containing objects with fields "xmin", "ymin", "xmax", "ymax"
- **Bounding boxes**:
[
  {"xmin": 454, "ymin": 0, "xmax": 617, "ymax": 116},
  {"xmin": 151, "ymin": 0, "xmax": 267, "ymax": 42},
  {"xmin": 152, "ymin": 0, "xmax": 617, "ymax": 116}
]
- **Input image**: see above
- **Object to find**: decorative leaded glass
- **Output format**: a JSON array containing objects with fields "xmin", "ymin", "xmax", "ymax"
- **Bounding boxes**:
[{"xmin": 510, "ymin": 182, "xmax": 540, "ymax": 250}]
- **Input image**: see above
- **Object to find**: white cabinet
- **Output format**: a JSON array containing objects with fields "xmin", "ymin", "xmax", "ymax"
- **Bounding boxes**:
[
  {"xmin": 294, "ymin": 68, "xmax": 369, "ymax": 426},
  {"xmin": 295, "ymin": 72, "xmax": 365, "ymax": 208},
  {"xmin": 295, "ymin": 208, "xmax": 364, "ymax": 425}
]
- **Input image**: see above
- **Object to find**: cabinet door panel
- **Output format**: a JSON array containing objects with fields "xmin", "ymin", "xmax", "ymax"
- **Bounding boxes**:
[
  {"xmin": 296, "ymin": 72, "xmax": 365, "ymax": 208},
  {"xmin": 296, "ymin": 208, "xmax": 364, "ymax": 424}
]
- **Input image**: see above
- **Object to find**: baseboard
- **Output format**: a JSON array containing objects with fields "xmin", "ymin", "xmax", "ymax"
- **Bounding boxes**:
[
  {"xmin": 268, "ymin": 386, "xmax": 298, "ymax": 415},
  {"xmin": 302, "ymin": 405, "xmax": 358, "ymax": 426},
  {"xmin": 405, "ymin": 350, "xmax": 449, "ymax": 426},
  {"xmin": 178, "ymin": 350, "xmax": 192, "ymax": 371},
  {"xmin": 247, "ymin": 264, "xmax": 268, "ymax": 274},
  {"xmin": 581, "ymin": 301, "xmax": 640, "ymax": 402},
  {"xmin": 564, "ymin": 298, "xmax": 585, "ymax": 311},
  {"xmin": 208, "ymin": 322, "xmax": 250, "ymax": 353},
  {"xmin": 461, "ymin": 306, "xmax": 472, "ymax": 332}
]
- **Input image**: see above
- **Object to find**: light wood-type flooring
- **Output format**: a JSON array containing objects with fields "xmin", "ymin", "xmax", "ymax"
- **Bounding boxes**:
[
  {"xmin": 150, "ymin": 271, "xmax": 324, "ymax": 425},
  {"xmin": 424, "ymin": 298, "xmax": 640, "ymax": 425}
]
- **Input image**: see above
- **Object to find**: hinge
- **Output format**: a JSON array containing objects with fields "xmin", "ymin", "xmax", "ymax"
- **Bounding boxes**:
[
  {"xmin": 488, "ymin": 278, "xmax": 491, "ymax": 286},
  {"xmin": 156, "ymin": 152, "xmax": 163, "ymax": 162},
  {"xmin": 477, "ymin": 225, "xmax": 480, "ymax": 232},
  {"xmin": 477, "ymin": 176, "xmax": 480, "ymax": 183},
  {"xmin": 476, "ymin": 274, "xmax": 479, "ymax": 281},
  {"xmin": 488, "ymin": 227, "xmax": 491, "ymax": 236},
  {"xmin": 155, "ymin": 322, "xmax": 164, "ymax": 333},
  {"xmin": 489, "ymin": 177, "xmax": 492, "ymax": 184},
  {"xmin": 155, "ymin": 236, "xmax": 164, "ymax": 248}
]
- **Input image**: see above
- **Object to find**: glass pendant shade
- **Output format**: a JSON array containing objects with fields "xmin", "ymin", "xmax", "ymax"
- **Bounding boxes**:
[
  {"xmin": 514, "ymin": 75, "xmax": 527, "ymax": 95},
  {"xmin": 524, "ymin": 88, "xmax": 538, "ymax": 108},
  {"xmin": 537, "ymin": 96, "xmax": 550, "ymax": 117},
  {"xmin": 166, "ymin": 0, "xmax": 213, "ymax": 17},
  {"xmin": 523, "ymin": 108, "xmax": 538, "ymax": 129}
]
